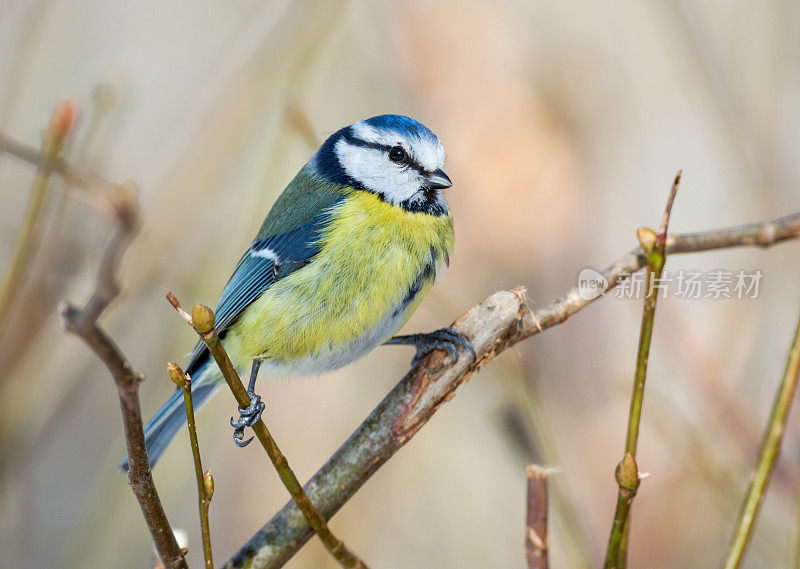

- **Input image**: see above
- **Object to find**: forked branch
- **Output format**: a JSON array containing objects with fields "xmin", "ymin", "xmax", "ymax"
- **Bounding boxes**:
[{"xmin": 0, "ymin": 124, "xmax": 187, "ymax": 569}]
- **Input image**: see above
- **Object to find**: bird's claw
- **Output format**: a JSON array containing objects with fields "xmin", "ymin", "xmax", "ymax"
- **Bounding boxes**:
[
  {"xmin": 232, "ymin": 432, "xmax": 254, "ymax": 448},
  {"xmin": 230, "ymin": 393, "xmax": 265, "ymax": 448},
  {"xmin": 388, "ymin": 327, "xmax": 476, "ymax": 367}
]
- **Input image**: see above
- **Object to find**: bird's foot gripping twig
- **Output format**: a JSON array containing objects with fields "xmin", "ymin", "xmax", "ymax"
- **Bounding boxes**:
[
  {"xmin": 230, "ymin": 394, "xmax": 265, "ymax": 447},
  {"xmin": 386, "ymin": 326, "xmax": 476, "ymax": 367},
  {"xmin": 229, "ymin": 358, "xmax": 265, "ymax": 447}
]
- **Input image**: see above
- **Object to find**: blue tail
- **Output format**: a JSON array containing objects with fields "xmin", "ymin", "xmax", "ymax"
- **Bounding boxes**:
[{"xmin": 121, "ymin": 360, "xmax": 221, "ymax": 470}]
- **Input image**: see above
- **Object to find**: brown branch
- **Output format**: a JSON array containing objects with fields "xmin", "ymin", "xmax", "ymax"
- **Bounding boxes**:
[
  {"xmin": 59, "ymin": 191, "xmax": 187, "ymax": 568},
  {"xmin": 526, "ymin": 465, "xmax": 553, "ymax": 569},
  {"xmin": 0, "ymin": 127, "xmax": 189, "ymax": 569},
  {"xmin": 224, "ymin": 210, "xmax": 800, "ymax": 569},
  {"xmin": 62, "ymin": 303, "xmax": 186, "ymax": 569}
]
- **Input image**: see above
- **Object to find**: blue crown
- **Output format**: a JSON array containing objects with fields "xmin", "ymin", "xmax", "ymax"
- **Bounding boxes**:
[
  {"xmin": 313, "ymin": 115, "xmax": 437, "ymax": 185},
  {"xmin": 361, "ymin": 115, "xmax": 438, "ymax": 143}
]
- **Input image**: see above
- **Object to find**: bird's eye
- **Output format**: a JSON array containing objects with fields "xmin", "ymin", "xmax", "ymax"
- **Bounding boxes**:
[{"xmin": 389, "ymin": 146, "xmax": 406, "ymax": 162}]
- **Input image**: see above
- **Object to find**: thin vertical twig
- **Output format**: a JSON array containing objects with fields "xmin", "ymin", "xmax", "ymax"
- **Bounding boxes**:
[
  {"xmin": 722, "ymin": 309, "xmax": 800, "ymax": 569},
  {"xmin": 603, "ymin": 171, "xmax": 682, "ymax": 569},
  {"xmin": 167, "ymin": 294, "xmax": 370, "ymax": 569},
  {"xmin": 0, "ymin": 101, "xmax": 74, "ymax": 328},
  {"xmin": 526, "ymin": 465, "xmax": 552, "ymax": 569},
  {"xmin": 169, "ymin": 362, "xmax": 214, "ymax": 569}
]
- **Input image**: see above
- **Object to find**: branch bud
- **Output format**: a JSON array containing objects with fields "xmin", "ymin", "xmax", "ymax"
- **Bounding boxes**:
[
  {"xmin": 203, "ymin": 469, "xmax": 215, "ymax": 500},
  {"xmin": 192, "ymin": 304, "xmax": 215, "ymax": 334},
  {"xmin": 49, "ymin": 100, "xmax": 76, "ymax": 141},
  {"xmin": 615, "ymin": 453, "xmax": 640, "ymax": 493},
  {"xmin": 167, "ymin": 362, "xmax": 186, "ymax": 388},
  {"xmin": 637, "ymin": 227, "xmax": 657, "ymax": 253}
]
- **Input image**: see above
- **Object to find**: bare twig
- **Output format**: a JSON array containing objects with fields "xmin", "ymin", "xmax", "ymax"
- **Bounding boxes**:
[
  {"xmin": 167, "ymin": 295, "xmax": 370, "ymax": 569},
  {"xmin": 169, "ymin": 362, "xmax": 214, "ymax": 569},
  {"xmin": 604, "ymin": 171, "xmax": 682, "ymax": 569},
  {"xmin": 0, "ymin": 101, "xmax": 74, "ymax": 330},
  {"xmin": 60, "ymin": 193, "xmax": 187, "ymax": 568},
  {"xmin": 224, "ymin": 205, "xmax": 800, "ymax": 569},
  {"xmin": 61, "ymin": 305, "xmax": 186, "ymax": 569},
  {"xmin": 722, "ymin": 308, "xmax": 800, "ymax": 569},
  {"xmin": 526, "ymin": 465, "xmax": 553, "ymax": 569},
  {"xmin": 0, "ymin": 129, "xmax": 126, "ymax": 204},
  {"xmin": 514, "ymin": 209, "xmax": 800, "ymax": 346},
  {"xmin": 0, "ymin": 127, "xmax": 189, "ymax": 569},
  {"xmin": 60, "ymin": 208, "xmax": 187, "ymax": 569}
]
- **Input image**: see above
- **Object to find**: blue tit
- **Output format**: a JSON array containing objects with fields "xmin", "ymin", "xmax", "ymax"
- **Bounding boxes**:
[{"xmin": 122, "ymin": 114, "xmax": 473, "ymax": 470}]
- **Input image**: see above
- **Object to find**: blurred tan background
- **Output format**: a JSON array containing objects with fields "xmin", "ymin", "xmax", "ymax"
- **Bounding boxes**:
[{"xmin": 1, "ymin": 1, "xmax": 800, "ymax": 568}]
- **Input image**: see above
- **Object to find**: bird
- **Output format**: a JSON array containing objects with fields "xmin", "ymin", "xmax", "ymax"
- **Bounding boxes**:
[{"xmin": 122, "ymin": 114, "xmax": 474, "ymax": 470}]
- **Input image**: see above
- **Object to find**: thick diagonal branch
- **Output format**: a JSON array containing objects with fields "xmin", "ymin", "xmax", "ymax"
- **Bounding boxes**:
[{"xmin": 224, "ymin": 210, "xmax": 800, "ymax": 569}]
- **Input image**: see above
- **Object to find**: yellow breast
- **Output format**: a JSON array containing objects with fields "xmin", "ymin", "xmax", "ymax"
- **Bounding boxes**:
[{"xmin": 226, "ymin": 190, "xmax": 454, "ymax": 367}]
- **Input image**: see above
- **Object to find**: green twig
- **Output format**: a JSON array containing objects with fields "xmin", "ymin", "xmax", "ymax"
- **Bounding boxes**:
[
  {"xmin": 616, "ymin": 513, "xmax": 630, "ymax": 569},
  {"xmin": 169, "ymin": 362, "xmax": 214, "ymax": 569},
  {"xmin": 603, "ymin": 171, "xmax": 682, "ymax": 569},
  {"xmin": 166, "ymin": 293, "xmax": 370, "ymax": 569},
  {"xmin": 722, "ymin": 309, "xmax": 800, "ymax": 569},
  {"xmin": 0, "ymin": 101, "xmax": 74, "ymax": 329}
]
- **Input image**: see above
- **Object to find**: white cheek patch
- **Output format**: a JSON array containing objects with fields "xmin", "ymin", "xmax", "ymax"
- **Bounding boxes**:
[{"xmin": 336, "ymin": 139, "xmax": 422, "ymax": 204}]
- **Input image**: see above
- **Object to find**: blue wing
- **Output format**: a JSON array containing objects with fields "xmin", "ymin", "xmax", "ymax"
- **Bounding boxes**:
[{"xmin": 184, "ymin": 203, "xmax": 339, "ymax": 376}]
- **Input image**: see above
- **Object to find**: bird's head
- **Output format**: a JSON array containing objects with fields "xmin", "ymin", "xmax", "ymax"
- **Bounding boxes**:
[{"xmin": 312, "ymin": 115, "xmax": 452, "ymax": 215}]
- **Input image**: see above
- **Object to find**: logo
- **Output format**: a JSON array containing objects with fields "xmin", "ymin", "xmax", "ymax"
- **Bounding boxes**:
[{"xmin": 578, "ymin": 268, "xmax": 608, "ymax": 301}]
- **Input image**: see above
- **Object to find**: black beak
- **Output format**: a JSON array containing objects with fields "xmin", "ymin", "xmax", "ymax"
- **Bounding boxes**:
[{"xmin": 423, "ymin": 168, "xmax": 452, "ymax": 190}]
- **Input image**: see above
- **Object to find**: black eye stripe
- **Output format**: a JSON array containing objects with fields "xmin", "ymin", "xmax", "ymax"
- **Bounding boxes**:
[
  {"xmin": 342, "ymin": 133, "xmax": 429, "ymax": 174},
  {"xmin": 405, "ymin": 157, "xmax": 426, "ymax": 174}
]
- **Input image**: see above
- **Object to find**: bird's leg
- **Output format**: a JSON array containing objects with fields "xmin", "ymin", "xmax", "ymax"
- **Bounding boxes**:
[
  {"xmin": 385, "ymin": 327, "xmax": 476, "ymax": 367},
  {"xmin": 230, "ymin": 358, "xmax": 266, "ymax": 448}
]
